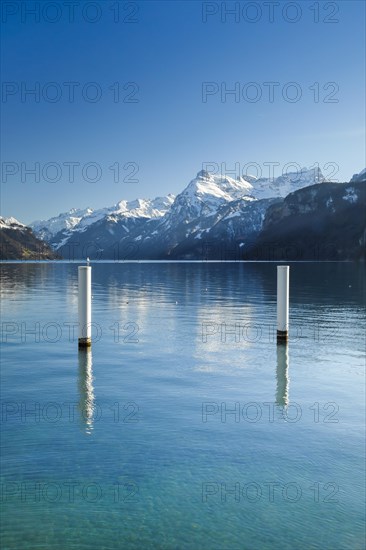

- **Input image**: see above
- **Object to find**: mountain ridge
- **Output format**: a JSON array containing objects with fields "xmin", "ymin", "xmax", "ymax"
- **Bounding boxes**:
[
  {"xmin": 29, "ymin": 166, "xmax": 325, "ymax": 252},
  {"xmin": 1, "ymin": 166, "xmax": 365, "ymax": 261},
  {"xmin": 0, "ymin": 217, "xmax": 59, "ymax": 260}
]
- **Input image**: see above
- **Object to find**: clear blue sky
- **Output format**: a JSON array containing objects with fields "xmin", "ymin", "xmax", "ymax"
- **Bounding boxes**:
[{"xmin": 1, "ymin": 0, "xmax": 365, "ymax": 223}]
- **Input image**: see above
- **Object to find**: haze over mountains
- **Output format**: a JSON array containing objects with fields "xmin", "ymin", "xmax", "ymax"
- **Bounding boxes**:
[{"xmin": 1, "ymin": 166, "xmax": 365, "ymax": 260}]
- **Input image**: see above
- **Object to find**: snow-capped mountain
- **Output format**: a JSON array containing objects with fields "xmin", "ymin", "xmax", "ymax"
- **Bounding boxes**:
[
  {"xmin": 120, "ymin": 167, "xmax": 323, "ymax": 254},
  {"xmin": 31, "ymin": 208, "xmax": 95, "ymax": 241},
  {"xmin": 161, "ymin": 166, "xmax": 323, "ymax": 227},
  {"xmin": 350, "ymin": 168, "xmax": 366, "ymax": 183},
  {"xmin": 0, "ymin": 216, "xmax": 26, "ymax": 230},
  {"xmin": 248, "ymin": 178, "xmax": 366, "ymax": 261},
  {"xmin": 3, "ymin": 165, "xmax": 365, "ymax": 260},
  {"xmin": 0, "ymin": 216, "xmax": 58, "ymax": 260},
  {"xmin": 167, "ymin": 170, "xmax": 254, "ymax": 221},
  {"xmin": 30, "ymin": 195, "xmax": 175, "ymax": 248},
  {"xmin": 112, "ymin": 196, "xmax": 176, "ymax": 219},
  {"xmin": 30, "ymin": 166, "xmax": 322, "ymax": 247},
  {"xmin": 35, "ymin": 166, "xmax": 323, "ymax": 259},
  {"xmin": 251, "ymin": 166, "xmax": 324, "ymax": 199}
]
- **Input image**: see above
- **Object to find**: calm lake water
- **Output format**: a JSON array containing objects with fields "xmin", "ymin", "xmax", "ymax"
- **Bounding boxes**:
[{"xmin": 1, "ymin": 262, "xmax": 365, "ymax": 550}]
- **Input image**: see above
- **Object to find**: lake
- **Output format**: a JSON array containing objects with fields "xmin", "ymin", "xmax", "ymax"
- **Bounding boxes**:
[{"xmin": 0, "ymin": 261, "xmax": 365, "ymax": 549}]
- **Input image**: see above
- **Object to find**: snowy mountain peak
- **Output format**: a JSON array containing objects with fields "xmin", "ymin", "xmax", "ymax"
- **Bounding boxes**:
[
  {"xmin": 189, "ymin": 170, "xmax": 253, "ymax": 197},
  {"xmin": 162, "ymin": 171, "xmax": 255, "ymax": 227},
  {"xmin": 251, "ymin": 166, "xmax": 324, "ymax": 199},
  {"xmin": 0, "ymin": 216, "xmax": 26, "ymax": 230},
  {"xmin": 68, "ymin": 207, "xmax": 93, "ymax": 216},
  {"xmin": 350, "ymin": 168, "xmax": 366, "ymax": 183},
  {"xmin": 113, "ymin": 195, "xmax": 175, "ymax": 219},
  {"xmin": 197, "ymin": 169, "xmax": 211, "ymax": 179},
  {"xmin": 192, "ymin": 166, "xmax": 324, "ymax": 200},
  {"xmin": 30, "ymin": 194, "xmax": 175, "ymax": 241},
  {"xmin": 30, "ymin": 207, "xmax": 97, "ymax": 241},
  {"xmin": 28, "ymin": 164, "xmax": 327, "ymax": 246}
]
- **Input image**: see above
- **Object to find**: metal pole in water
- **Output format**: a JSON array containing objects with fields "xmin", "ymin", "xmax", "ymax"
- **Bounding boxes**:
[
  {"xmin": 78, "ymin": 266, "xmax": 92, "ymax": 348},
  {"xmin": 277, "ymin": 265, "xmax": 289, "ymax": 343}
]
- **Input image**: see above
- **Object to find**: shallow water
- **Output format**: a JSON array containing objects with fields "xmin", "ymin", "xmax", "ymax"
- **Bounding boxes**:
[{"xmin": 1, "ymin": 262, "xmax": 365, "ymax": 549}]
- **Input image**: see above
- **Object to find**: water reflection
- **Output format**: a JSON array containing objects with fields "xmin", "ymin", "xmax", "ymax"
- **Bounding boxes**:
[
  {"xmin": 78, "ymin": 349, "xmax": 95, "ymax": 434},
  {"xmin": 276, "ymin": 343, "xmax": 289, "ymax": 407}
]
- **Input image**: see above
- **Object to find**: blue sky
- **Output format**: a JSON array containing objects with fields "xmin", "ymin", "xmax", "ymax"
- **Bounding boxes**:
[{"xmin": 1, "ymin": 0, "xmax": 365, "ymax": 223}]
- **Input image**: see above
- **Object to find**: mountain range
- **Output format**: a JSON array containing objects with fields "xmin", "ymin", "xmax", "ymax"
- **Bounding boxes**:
[
  {"xmin": 1, "ymin": 166, "xmax": 365, "ymax": 261},
  {"xmin": 0, "ymin": 217, "xmax": 58, "ymax": 260}
]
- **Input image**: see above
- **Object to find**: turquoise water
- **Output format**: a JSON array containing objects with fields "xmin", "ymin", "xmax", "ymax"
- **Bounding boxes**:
[{"xmin": 1, "ymin": 262, "xmax": 365, "ymax": 549}]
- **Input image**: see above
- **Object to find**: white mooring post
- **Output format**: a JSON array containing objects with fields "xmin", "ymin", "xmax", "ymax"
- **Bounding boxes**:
[
  {"xmin": 78, "ymin": 266, "xmax": 92, "ymax": 348},
  {"xmin": 277, "ymin": 265, "xmax": 289, "ymax": 343}
]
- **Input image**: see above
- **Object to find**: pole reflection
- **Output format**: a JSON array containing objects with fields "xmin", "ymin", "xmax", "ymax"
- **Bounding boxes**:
[
  {"xmin": 78, "ymin": 349, "xmax": 95, "ymax": 434},
  {"xmin": 276, "ymin": 343, "xmax": 289, "ymax": 407}
]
